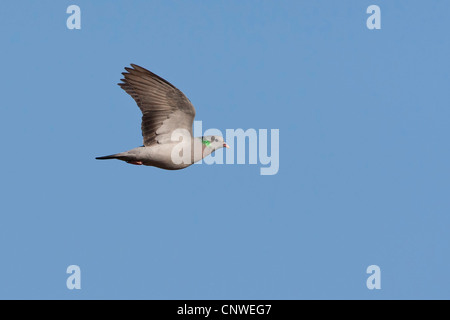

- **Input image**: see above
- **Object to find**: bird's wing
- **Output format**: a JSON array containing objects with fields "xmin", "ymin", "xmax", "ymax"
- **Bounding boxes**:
[{"xmin": 118, "ymin": 64, "xmax": 196, "ymax": 146}]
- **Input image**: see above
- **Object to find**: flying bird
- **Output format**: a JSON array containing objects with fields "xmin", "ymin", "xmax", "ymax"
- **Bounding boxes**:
[{"xmin": 96, "ymin": 64, "xmax": 229, "ymax": 169}]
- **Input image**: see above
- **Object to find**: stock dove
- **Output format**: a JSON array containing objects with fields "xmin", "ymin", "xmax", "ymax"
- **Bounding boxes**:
[{"xmin": 96, "ymin": 64, "xmax": 229, "ymax": 169}]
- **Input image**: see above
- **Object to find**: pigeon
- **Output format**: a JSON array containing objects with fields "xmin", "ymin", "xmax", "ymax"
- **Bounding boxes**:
[{"xmin": 96, "ymin": 64, "xmax": 229, "ymax": 170}]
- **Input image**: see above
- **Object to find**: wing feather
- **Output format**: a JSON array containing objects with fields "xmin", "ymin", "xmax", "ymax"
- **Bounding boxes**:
[{"xmin": 118, "ymin": 64, "xmax": 196, "ymax": 146}]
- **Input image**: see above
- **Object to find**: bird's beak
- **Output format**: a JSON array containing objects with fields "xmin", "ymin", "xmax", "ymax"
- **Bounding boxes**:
[{"xmin": 223, "ymin": 143, "xmax": 230, "ymax": 149}]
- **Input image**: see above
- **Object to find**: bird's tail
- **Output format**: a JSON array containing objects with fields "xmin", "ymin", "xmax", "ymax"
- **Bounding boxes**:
[{"xmin": 95, "ymin": 153, "xmax": 122, "ymax": 160}]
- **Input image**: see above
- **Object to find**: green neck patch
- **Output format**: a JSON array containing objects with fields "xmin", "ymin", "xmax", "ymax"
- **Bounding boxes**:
[{"xmin": 202, "ymin": 140, "xmax": 211, "ymax": 147}]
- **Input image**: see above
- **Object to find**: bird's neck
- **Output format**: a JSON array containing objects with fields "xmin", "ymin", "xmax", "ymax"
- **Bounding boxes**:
[{"xmin": 192, "ymin": 137, "xmax": 214, "ymax": 161}]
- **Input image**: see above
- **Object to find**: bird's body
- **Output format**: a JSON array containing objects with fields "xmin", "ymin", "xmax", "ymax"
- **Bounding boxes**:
[
  {"xmin": 96, "ymin": 64, "xmax": 229, "ymax": 169},
  {"xmin": 98, "ymin": 138, "xmax": 213, "ymax": 170}
]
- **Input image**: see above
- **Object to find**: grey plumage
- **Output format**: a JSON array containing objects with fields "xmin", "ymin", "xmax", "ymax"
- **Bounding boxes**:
[
  {"xmin": 96, "ymin": 64, "xmax": 228, "ymax": 170},
  {"xmin": 118, "ymin": 64, "xmax": 196, "ymax": 147}
]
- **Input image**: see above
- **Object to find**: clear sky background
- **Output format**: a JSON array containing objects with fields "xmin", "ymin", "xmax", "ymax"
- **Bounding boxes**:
[{"xmin": 1, "ymin": 1, "xmax": 449, "ymax": 299}]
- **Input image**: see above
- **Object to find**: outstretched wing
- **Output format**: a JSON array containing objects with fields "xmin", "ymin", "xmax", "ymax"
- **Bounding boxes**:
[{"xmin": 118, "ymin": 64, "xmax": 196, "ymax": 146}]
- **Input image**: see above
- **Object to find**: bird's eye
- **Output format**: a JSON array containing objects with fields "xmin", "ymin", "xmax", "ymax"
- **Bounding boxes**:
[{"xmin": 211, "ymin": 136, "xmax": 215, "ymax": 142}]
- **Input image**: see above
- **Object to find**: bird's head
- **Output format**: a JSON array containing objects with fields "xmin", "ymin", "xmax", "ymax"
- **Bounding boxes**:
[{"xmin": 201, "ymin": 135, "xmax": 230, "ymax": 151}]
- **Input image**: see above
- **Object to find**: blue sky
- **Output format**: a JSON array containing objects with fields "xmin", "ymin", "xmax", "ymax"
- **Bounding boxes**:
[{"xmin": 1, "ymin": 0, "xmax": 449, "ymax": 299}]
